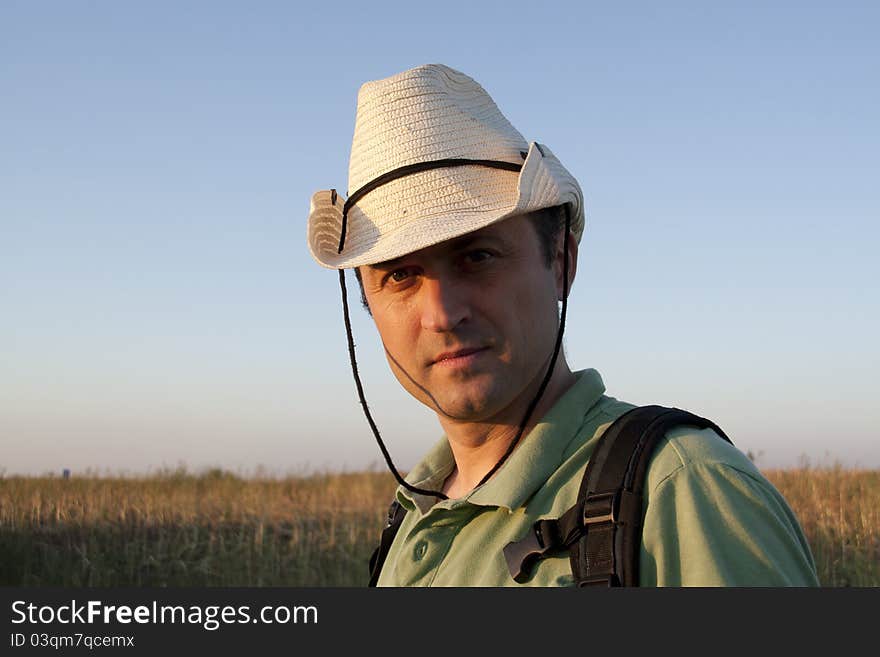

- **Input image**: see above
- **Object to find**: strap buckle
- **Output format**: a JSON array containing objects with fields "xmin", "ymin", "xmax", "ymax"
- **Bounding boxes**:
[
  {"xmin": 385, "ymin": 500, "xmax": 402, "ymax": 527},
  {"xmin": 574, "ymin": 490, "xmax": 623, "ymax": 587},
  {"xmin": 503, "ymin": 519, "xmax": 561, "ymax": 583},
  {"xmin": 582, "ymin": 490, "xmax": 620, "ymax": 527}
]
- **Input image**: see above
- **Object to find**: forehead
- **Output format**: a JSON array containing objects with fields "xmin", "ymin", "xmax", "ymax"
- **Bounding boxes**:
[{"xmin": 366, "ymin": 213, "xmax": 536, "ymax": 271}]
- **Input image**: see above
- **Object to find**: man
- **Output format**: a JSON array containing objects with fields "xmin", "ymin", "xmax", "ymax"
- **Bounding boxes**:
[{"xmin": 307, "ymin": 64, "xmax": 819, "ymax": 586}]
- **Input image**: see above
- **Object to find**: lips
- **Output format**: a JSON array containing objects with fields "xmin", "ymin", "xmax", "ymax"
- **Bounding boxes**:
[{"xmin": 431, "ymin": 346, "xmax": 488, "ymax": 365}]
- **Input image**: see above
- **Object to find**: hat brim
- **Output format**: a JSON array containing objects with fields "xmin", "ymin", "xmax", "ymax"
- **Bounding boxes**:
[{"xmin": 307, "ymin": 142, "xmax": 585, "ymax": 269}]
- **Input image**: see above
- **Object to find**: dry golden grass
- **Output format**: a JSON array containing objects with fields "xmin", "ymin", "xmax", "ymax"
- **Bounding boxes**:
[
  {"xmin": 764, "ymin": 466, "xmax": 880, "ymax": 587},
  {"xmin": 1, "ymin": 466, "xmax": 876, "ymax": 586},
  {"xmin": 0, "ymin": 469, "xmax": 398, "ymax": 587}
]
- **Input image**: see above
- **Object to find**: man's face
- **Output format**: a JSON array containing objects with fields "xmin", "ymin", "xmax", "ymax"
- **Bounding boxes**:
[{"xmin": 358, "ymin": 213, "xmax": 567, "ymax": 424}]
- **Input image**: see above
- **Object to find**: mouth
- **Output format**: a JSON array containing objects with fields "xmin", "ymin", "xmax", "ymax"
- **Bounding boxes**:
[{"xmin": 431, "ymin": 346, "xmax": 490, "ymax": 367}]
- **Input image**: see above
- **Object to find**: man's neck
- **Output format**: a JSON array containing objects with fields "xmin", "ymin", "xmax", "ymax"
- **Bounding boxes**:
[{"xmin": 438, "ymin": 362, "xmax": 578, "ymax": 498}]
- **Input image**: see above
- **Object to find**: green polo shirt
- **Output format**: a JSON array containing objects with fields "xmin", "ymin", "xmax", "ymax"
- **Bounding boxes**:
[{"xmin": 376, "ymin": 369, "xmax": 819, "ymax": 586}]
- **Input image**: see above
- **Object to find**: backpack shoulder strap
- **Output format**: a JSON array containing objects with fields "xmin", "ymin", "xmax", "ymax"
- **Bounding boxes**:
[
  {"xmin": 570, "ymin": 405, "xmax": 731, "ymax": 586},
  {"xmin": 503, "ymin": 405, "xmax": 732, "ymax": 586},
  {"xmin": 368, "ymin": 498, "xmax": 407, "ymax": 587}
]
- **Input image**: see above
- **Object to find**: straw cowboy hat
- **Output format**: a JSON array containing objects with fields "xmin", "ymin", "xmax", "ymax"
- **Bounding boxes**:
[{"xmin": 307, "ymin": 63, "xmax": 585, "ymax": 269}]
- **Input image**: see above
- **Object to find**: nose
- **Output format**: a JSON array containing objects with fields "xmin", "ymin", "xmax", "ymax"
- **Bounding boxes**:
[{"xmin": 419, "ymin": 275, "xmax": 470, "ymax": 332}]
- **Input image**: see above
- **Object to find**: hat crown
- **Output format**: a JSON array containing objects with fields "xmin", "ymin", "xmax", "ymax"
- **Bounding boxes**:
[{"xmin": 347, "ymin": 64, "xmax": 528, "ymax": 194}]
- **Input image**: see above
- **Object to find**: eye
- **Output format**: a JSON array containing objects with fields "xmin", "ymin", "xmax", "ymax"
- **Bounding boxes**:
[
  {"xmin": 463, "ymin": 249, "xmax": 494, "ymax": 265},
  {"xmin": 382, "ymin": 266, "xmax": 419, "ymax": 288},
  {"xmin": 389, "ymin": 268, "xmax": 411, "ymax": 283}
]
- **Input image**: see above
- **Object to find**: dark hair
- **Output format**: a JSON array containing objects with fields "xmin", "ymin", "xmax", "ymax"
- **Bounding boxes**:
[
  {"xmin": 353, "ymin": 204, "xmax": 568, "ymax": 314},
  {"xmin": 529, "ymin": 204, "xmax": 567, "ymax": 267}
]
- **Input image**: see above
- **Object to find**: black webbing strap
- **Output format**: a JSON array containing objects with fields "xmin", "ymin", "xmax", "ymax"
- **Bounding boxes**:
[
  {"xmin": 503, "ymin": 405, "xmax": 732, "ymax": 586},
  {"xmin": 368, "ymin": 499, "xmax": 407, "ymax": 587}
]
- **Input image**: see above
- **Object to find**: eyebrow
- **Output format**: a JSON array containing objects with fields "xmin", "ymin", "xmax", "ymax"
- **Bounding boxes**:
[
  {"xmin": 368, "ymin": 232, "xmax": 499, "ymax": 272},
  {"xmin": 446, "ymin": 233, "xmax": 488, "ymax": 252},
  {"xmin": 367, "ymin": 258, "xmax": 403, "ymax": 272}
]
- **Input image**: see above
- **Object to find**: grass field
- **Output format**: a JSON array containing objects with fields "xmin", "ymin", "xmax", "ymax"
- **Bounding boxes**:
[{"xmin": 1, "ymin": 466, "xmax": 877, "ymax": 587}]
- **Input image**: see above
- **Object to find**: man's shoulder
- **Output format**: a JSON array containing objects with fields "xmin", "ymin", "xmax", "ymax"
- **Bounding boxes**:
[
  {"xmin": 641, "ymin": 421, "xmax": 798, "ymax": 544},
  {"xmin": 649, "ymin": 422, "xmax": 753, "ymax": 483},
  {"xmin": 582, "ymin": 398, "xmax": 765, "ymax": 496},
  {"xmin": 629, "ymin": 415, "xmax": 819, "ymax": 586}
]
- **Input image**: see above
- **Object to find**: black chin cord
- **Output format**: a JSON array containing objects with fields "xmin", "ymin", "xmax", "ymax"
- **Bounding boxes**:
[
  {"xmin": 339, "ymin": 268, "xmax": 447, "ymax": 499},
  {"xmin": 338, "ymin": 207, "xmax": 572, "ymax": 500}
]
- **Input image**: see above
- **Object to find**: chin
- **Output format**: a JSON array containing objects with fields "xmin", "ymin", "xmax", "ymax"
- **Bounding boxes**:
[{"xmin": 432, "ymin": 387, "xmax": 511, "ymax": 422}]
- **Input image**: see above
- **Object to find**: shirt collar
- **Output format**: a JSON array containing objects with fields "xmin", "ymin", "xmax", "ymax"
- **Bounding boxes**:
[{"xmin": 397, "ymin": 368, "xmax": 607, "ymax": 514}]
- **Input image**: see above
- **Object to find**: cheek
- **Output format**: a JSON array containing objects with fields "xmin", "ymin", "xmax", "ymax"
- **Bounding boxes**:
[
  {"xmin": 372, "ymin": 304, "xmax": 419, "ymax": 355},
  {"xmin": 510, "ymin": 270, "xmax": 558, "ymax": 318},
  {"xmin": 508, "ymin": 281, "xmax": 559, "ymax": 354}
]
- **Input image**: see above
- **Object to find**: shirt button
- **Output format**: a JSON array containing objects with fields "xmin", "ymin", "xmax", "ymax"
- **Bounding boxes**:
[{"xmin": 413, "ymin": 541, "xmax": 428, "ymax": 561}]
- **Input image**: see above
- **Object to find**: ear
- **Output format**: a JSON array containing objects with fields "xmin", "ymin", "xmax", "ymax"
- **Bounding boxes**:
[{"xmin": 554, "ymin": 229, "xmax": 578, "ymax": 301}]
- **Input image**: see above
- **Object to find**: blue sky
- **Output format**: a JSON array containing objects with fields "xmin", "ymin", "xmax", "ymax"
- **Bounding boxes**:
[{"xmin": 2, "ymin": 1, "xmax": 878, "ymax": 476}]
